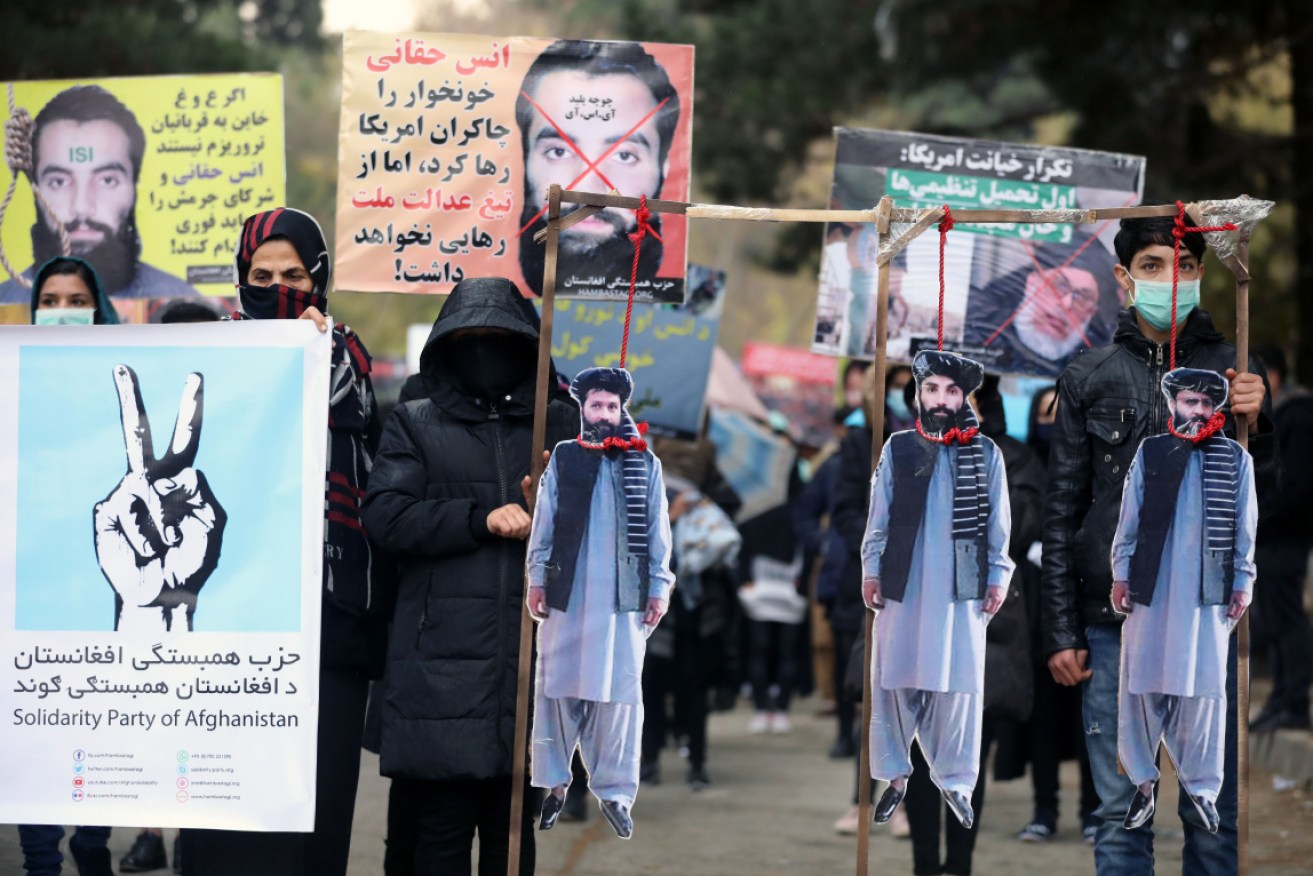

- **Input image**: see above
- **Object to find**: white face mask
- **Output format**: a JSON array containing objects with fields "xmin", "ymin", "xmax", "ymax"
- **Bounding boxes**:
[{"xmin": 34, "ymin": 308, "xmax": 95, "ymax": 326}]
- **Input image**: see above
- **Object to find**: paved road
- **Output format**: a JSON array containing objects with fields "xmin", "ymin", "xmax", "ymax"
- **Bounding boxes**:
[{"xmin": 4, "ymin": 702, "xmax": 1311, "ymax": 874}]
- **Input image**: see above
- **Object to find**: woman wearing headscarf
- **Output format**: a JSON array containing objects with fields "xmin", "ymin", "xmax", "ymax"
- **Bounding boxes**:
[
  {"xmin": 29, "ymin": 256, "xmax": 120, "ymax": 325},
  {"xmin": 183, "ymin": 208, "xmax": 389, "ymax": 876}
]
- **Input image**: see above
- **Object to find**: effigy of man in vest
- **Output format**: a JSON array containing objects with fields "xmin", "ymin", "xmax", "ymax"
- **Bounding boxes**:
[
  {"xmin": 525, "ymin": 366, "xmax": 674, "ymax": 839},
  {"xmin": 860, "ymin": 349, "xmax": 1014, "ymax": 830},
  {"xmin": 1110, "ymin": 367, "xmax": 1256, "ymax": 835}
]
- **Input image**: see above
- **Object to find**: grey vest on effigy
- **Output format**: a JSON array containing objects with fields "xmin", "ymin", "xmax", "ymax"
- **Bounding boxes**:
[
  {"xmin": 879, "ymin": 431, "xmax": 991, "ymax": 603},
  {"xmin": 1128, "ymin": 434, "xmax": 1237, "ymax": 607},
  {"xmin": 544, "ymin": 440, "xmax": 651, "ymax": 613}
]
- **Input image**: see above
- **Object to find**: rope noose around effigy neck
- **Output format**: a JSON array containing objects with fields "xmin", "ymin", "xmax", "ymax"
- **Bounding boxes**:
[
  {"xmin": 573, "ymin": 194, "xmax": 654, "ymax": 454},
  {"xmin": 914, "ymin": 205, "xmax": 970, "ymax": 447},
  {"xmin": 1, "ymin": 82, "xmax": 72, "ymax": 286},
  {"xmin": 1165, "ymin": 200, "xmax": 1238, "ymax": 444},
  {"xmin": 936, "ymin": 205, "xmax": 954, "ymax": 351}
]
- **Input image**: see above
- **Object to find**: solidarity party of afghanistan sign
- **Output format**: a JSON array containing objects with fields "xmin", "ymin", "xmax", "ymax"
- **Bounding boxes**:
[
  {"xmin": 335, "ymin": 31, "xmax": 694, "ymax": 303},
  {"xmin": 0, "ymin": 74, "xmax": 286, "ymax": 313},
  {"xmin": 814, "ymin": 129, "xmax": 1145, "ymax": 378},
  {"xmin": 0, "ymin": 320, "xmax": 328, "ymax": 831}
]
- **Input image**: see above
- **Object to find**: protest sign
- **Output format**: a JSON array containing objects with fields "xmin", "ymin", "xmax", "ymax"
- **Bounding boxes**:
[
  {"xmin": 335, "ymin": 31, "xmax": 694, "ymax": 302},
  {"xmin": 0, "ymin": 320, "xmax": 328, "ymax": 830},
  {"xmin": 740, "ymin": 341, "xmax": 837, "ymax": 448},
  {"xmin": 0, "ymin": 74, "xmax": 286, "ymax": 310},
  {"xmin": 546, "ymin": 264, "xmax": 723, "ymax": 438},
  {"xmin": 814, "ymin": 129, "xmax": 1145, "ymax": 377}
]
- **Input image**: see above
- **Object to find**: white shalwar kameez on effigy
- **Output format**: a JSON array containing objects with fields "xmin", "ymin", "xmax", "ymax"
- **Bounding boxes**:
[
  {"xmin": 1112, "ymin": 445, "xmax": 1255, "ymax": 800},
  {"xmin": 861, "ymin": 441, "xmax": 1013, "ymax": 794},
  {"xmin": 527, "ymin": 453, "xmax": 673, "ymax": 806}
]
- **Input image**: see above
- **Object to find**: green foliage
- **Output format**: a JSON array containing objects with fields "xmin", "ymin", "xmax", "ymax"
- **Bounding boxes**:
[
  {"xmin": 0, "ymin": 1, "xmax": 255, "ymax": 80},
  {"xmin": 611, "ymin": 0, "xmax": 884, "ymax": 203}
]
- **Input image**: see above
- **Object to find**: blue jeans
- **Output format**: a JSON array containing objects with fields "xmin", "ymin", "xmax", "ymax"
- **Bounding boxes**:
[
  {"xmin": 17, "ymin": 825, "xmax": 112, "ymax": 876},
  {"xmin": 1082, "ymin": 623, "xmax": 1238, "ymax": 875}
]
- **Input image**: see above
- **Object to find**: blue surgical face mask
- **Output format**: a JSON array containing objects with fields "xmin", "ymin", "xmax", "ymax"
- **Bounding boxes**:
[
  {"xmin": 887, "ymin": 392, "xmax": 912, "ymax": 421},
  {"xmin": 1132, "ymin": 279, "xmax": 1199, "ymax": 331},
  {"xmin": 34, "ymin": 308, "xmax": 95, "ymax": 326}
]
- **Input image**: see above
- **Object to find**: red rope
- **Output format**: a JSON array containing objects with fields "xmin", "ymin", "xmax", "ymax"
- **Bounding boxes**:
[
  {"xmin": 937, "ymin": 205, "xmax": 954, "ymax": 351},
  {"xmin": 577, "ymin": 421, "xmax": 649, "ymax": 452},
  {"xmin": 1169, "ymin": 201, "xmax": 1237, "ymax": 369},
  {"xmin": 620, "ymin": 195, "xmax": 653, "ymax": 370},
  {"xmin": 916, "ymin": 417, "xmax": 978, "ymax": 446},
  {"xmin": 1167, "ymin": 410, "xmax": 1227, "ymax": 444}
]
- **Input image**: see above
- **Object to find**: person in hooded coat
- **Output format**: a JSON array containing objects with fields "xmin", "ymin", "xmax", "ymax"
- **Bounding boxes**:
[
  {"xmin": 362, "ymin": 277, "xmax": 576, "ymax": 875},
  {"xmin": 183, "ymin": 207, "xmax": 389, "ymax": 876}
]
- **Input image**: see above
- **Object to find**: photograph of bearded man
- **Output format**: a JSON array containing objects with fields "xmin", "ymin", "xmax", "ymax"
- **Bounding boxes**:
[
  {"xmin": 526, "ymin": 366, "xmax": 674, "ymax": 840},
  {"xmin": 0, "ymin": 85, "xmax": 198, "ymax": 302},
  {"xmin": 515, "ymin": 41, "xmax": 681, "ymax": 299},
  {"xmin": 1111, "ymin": 368, "xmax": 1256, "ymax": 836},
  {"xmin": 861, "ymin": 350, "xmax": 1013, "ymax": 831}
]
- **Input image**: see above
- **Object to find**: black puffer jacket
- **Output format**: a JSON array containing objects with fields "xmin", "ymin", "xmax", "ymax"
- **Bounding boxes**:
[
  {"xmin": 362, "ymin": 278, "xmax": 576, "ymax": 780},
  {"xmin": 1040, "ymin": 308, "xmax": 1279, "ymax": 656}
]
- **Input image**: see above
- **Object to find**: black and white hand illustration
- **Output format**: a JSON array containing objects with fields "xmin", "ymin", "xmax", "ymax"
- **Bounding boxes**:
[{"xmin": 93, "ymin": 365, "xmax": 226, "ymax": 633}]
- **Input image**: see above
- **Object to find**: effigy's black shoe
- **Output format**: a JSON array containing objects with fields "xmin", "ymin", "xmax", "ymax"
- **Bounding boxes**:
[
  {"xmin": 539, "ymin": 793, "xmax": 566, "ymax": 830},
  {"xmin": 600, "ymin": 799, "xmax": 633, "ymax": 838},
  {"xmin": 873, "ymin": 783, "xmax": 905, "ymax": 823},
  {"xmin": 943, "ymin": 790, "xmax": 974, "ymax": 830},
  {"xmin": 1123, "ymin": 787, "xmax": 1155, "ymax": 830}
]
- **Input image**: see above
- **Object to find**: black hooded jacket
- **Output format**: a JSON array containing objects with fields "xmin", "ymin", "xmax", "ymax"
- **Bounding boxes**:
[
  {"xmin": 361, "ymin": 278, "xmax": 576, "ymax": 781},
  {"xmin": 1040, "ymin": 307, "xmax": 1280, "ymax": 657}
]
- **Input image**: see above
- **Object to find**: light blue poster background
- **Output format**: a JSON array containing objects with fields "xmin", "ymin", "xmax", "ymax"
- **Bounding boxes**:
[
  {"xmin": 542, "ymin": 264, "xmax": 725, "ymax": 439},
  {"xmin": 15, "ymin": 345, "xmax": 305, "ymax": 631}
]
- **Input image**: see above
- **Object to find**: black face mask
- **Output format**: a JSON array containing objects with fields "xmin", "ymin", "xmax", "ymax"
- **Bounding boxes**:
[
  {"xmin": 238, "ymin": 283, "xmax": 326, "ymax": 320},
  {"xmin": 447, "ymin": 335, "xmax": 535, "ymax": 399}
]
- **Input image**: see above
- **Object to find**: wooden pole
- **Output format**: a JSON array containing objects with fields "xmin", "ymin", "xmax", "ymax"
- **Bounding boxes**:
[
  {"xmin": 507, "ymin": 184, "xmax": 562, "ymax": 876},
  {"xmin": 856, "ymin": 196, "xmax": 895, "ymax": 876},
  {"xmin": 1233, "ymin": 235, "xmax": 1251, "ymax": 876}
]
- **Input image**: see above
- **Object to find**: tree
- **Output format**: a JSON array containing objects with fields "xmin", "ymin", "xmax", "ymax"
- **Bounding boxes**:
[{"xmin": 0, "ymin": 1, "xmax": 255, "ymax": 80}]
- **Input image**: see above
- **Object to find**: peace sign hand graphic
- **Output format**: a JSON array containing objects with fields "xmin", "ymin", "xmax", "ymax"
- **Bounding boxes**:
[{"xmin": 93, "ymin": 365, "xmax": 226, "ymax": 633}]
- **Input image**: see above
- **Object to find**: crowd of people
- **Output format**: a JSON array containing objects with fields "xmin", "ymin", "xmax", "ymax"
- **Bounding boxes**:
[{"xmin": 9, "ymin": 207, "xmax": 1313, "ymax": 876}]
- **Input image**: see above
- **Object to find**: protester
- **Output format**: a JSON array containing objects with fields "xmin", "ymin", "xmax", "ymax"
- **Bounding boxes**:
[
  {"xmin": 738, "ymin": 497, "xmax": 807, "ymax": 735},
  {"xmin": 828, "ymin": 372, "xmax": 893, "ymax": 835},
  {"xmin": 1016, "ymin": 383, "xmax": 1099, "ymax": 845},
  {"xmin": 184, "ymin": 207, "xmax": 389, "ymax": 876},
  {"xmin": 642, "ymin": 434, "xmax": 742, "ymax": 790},
  {"xmin": 792, "ymin": 421, "xmax": 851, "ymax": 757},
  {"xmin": 1025, "ymin": 385, "xmax": 1057, "ymax": 463},
  {"xmin": 15, "ymin": 255, "xmax": 117, "ymax": 876},
  {"xmin": 362, "ymin": 277, "xmax": 576, "ymax": 872},
  {"xmin": 1250, "ymin": 344, "xmax": 1313, "ymax": 732},
  {"xmin": 883, "ymin": 364, "xmax": 915, "ymax": 433},
  {"xmin": 1042, "ymin": 215, "xmax": 1279, "ymax": 874},
  {"xmin": 27, "ymin": 256, "xmax": 119, "ymax": 325}
]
